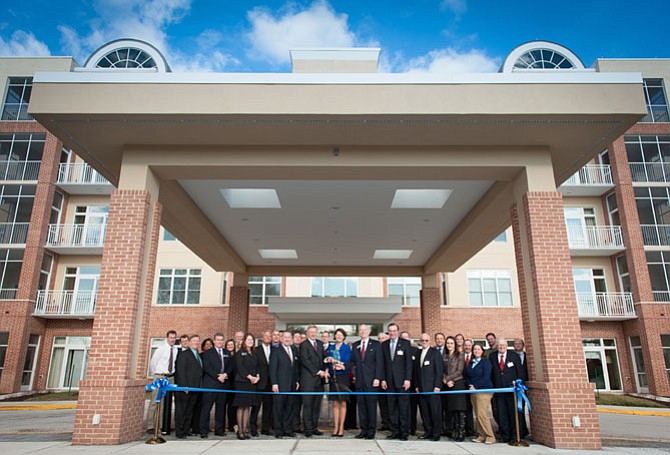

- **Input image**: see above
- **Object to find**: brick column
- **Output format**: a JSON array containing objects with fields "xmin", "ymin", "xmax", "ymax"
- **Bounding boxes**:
[
  {"xmin": 608, "ymin": 136, "xmax": 653, "ymax": 302},
  {"xmin": 419, "ymin": 274, "xmax": 441, "ymax": 334},
  {"xmin": 72, "ymin": 189, "xmax": 161, "ymax": 445},
  {"xmin": 512, "ymin": 191, "xmax": 601, "ymax": 450},
  {"xmin": 0, "ymin": 131, "xmax": 60, "ymax": 394},
  {"xmin": 228, "ymin": 284, "xmax": 250, "ymax": 336}
]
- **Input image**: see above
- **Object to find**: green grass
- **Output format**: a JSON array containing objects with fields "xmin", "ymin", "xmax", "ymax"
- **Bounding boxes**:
[
  {"xmin": 24, "ymin": 391, "xmax": 79, "ymax": 402},
  {"xmin": 595, "ymin": 393, "xmax": 667, "ymax": 408}
]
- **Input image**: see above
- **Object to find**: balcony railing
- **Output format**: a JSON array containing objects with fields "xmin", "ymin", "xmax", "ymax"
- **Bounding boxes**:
[
  {"xmin": 0, "ymin": 160, "xmax": 40, "ymax": 181},
  {"xmin": 563, "ymin": 164, "xmax": 613, "ymax": 186},
  {"xmin": 653, "ymin": 291, "xmax": 670, "ymax": 302},
  {"xmin": 577, "ymin": 292, "xmax": 635, "ymax": 319},
  {"xmin": 0, "ymin": 288, "xmax": 18, "ymax": 300},
  {"xmin": 629, "ymin": 162, "xmax": 670, "ymax": 183},
  {"xmin": 58, "ymin": 163, "xmax": 110, "ymax": 185},
  {"xmin": 34, "ymin": 290, "xmax": 96, "ymax": 316},
  {"xmin": 566, "ymin": 225, "xmax": 624, "ymax": 250},
  {"xmin": 0, "ymin": 222, "xmax": 29, "ymax": 244},
  {"xmin": 640, "ymin": 224, "xmax": 670, "ymax": 246},
  {"xmin": 46, "ymin": 223, "xmax": 106, "ymax": 248}
]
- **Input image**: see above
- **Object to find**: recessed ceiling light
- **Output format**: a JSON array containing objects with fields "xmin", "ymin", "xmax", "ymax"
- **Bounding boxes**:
[
  {"xmin": 220, "ymin": 188, "xmax": 281, "ymax": 208},
  {"xmin": 373, "ymin": 249, "xmax": 413, "ymax": 260},
  {"xmin": 259, "ymin": 249, "xmax": 298, "ymax": 259},
  {"xmin": 391, "ymin": 189, "xmax": 452, "ymax": 209}
]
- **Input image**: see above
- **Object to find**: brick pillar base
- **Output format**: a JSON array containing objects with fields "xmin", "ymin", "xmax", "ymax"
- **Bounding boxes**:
[
  {"xmin": 512, "ymin": 191, "xmax": 601, "ymax": 450},
  {"xmin": 419, "ymin": 288, "xmax": 441, "ymax": 335},
  {"xmin": 228, "ymin": 286, "xmax": 250, "ymax": 335},
  {"xmin": 72, "ymin": 189, "xmax": 160, "ymax": 445}
]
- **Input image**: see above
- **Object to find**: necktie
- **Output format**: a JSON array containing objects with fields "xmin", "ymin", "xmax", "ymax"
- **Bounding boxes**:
[
  {"xmin": 286, "ymin": 346, "xmax": 293, "ymax": 364},
  {"xmin": 168, "ymin": 346, "xmax": 174, "ymax": 373},
  {"xmin": 265, "ymin": 345, "xmax": 270, "ymax": 362},
  {"xmin": 499, "ymin": 354, "xmax": 505, "ymax": 372},
  {"xmin": 465, "ymin": 353, "xmax": 471, "ymax": 368},
  {"xmin": 361, "ymin": 340, "xmax": 366, "ymax": 361},
  {"xmin": 313, "ymin": 340, "xmax": 318, "ymax": 351},
  {"xmin": 193, "ymin": 349, "xmax": 202, "ymax": 367},
  {"xmin": 218, "ymin": 349, "xmax": 224, "ymax": 373},
  {"xmin": 391, "ymin": 340, "xmax": 396, "ymax": 360}
]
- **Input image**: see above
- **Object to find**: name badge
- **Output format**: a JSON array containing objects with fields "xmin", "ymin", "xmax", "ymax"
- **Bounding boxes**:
[
  {"xmin": 507, "ymin": 362, "xmax": 514, "ymax": 368},
  {"xmin": 397, "ymin": 350, "xmax": 404, "ymax": 356},
  {"xmin": 424, "ymin": 360, "xmax": 430, "ymax": 366},
  {"xmin": 241, "ymin": 352, "xmax": 248, "ymax": 356},
  {"xmin": 412, "ymin": 356, "xmax": 416, "ymax": 361}
]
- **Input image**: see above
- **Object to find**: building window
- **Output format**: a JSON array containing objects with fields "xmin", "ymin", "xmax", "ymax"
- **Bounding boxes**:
[
  {"xmin": 493, "ymin": 231, "xmax": 507, "ymax": 242},
  {"xmin": 96, "ymin": 48, "xmax": 157, "ymax": 69},
  {"xmin": 157, "ymin": 269, "xmax": 201, "ymax": 305},
  {"xmin": 0, "ymin": 249, "xmax": 23, "ymax": 300},
  {"xmin": 147, "ymin": 337, "xmax": 164, "ymax": 377},
  {"xmin": 311, "ymin": 277, "xmax": 358, "ymax": 298},
  {"xmin": 661, "ymin": 334, "xmax": 670, "ymax": 386},
  {"xmin": 641, "ymin": 79, "xmax": 669, "ymax": 123},
  {"xmin": 646, "ymin": 251, "xmax": 670, "ymax": 302},
  {"xmin": 46, "ymin": 336, "xmax": 90, "ymax": 390},
  {"xmin": 629, "ymin": 336, "xmax": 648, "ymax": 393},
  {"xmin": 249, "ymin": 276, "xmax": 281, "ymax": 305},
  {"xmin": 582, "ymin": 338, "xmax": 623, "ymax": 391},
  {"xmin": 467, "ymin": 270, "xmax": 513, "ymax": 307},
  {"xmin": 50, "ymin": 191, "xmax": 64, "ymax": 225},
  {"xmin": 1, "ymin": 77, "xmax": 33, "ymax": 121},
  {"xmin": 0, "ymin": 133, "xmax": 45, "ymax": 180},
  {"xmin": 513, "ymin": 49, "xmax": 576, "ymax": 69},
  {"xmin": 38, "ymin": 253, "xmax": 53, "ymax": 292},
  {"xmin": 21, "ymin": 334, "xmax": 40, "ymax": 390},
  {"xmin": 626, "ymin": 135, "xmax": 670, "ymax": 183},
  {"xmin": 615, "ymin": 255, "xmax": 631, "ymax": 293},
  {"xmin": 162, "ymin": 229, "xmax": 176, "ymax": 241},
  {"xmin": 0, "ymin": 332, "xmax": 8, "ymax": 382},
  {"xmin": 388, "ymin": 277, "xmax": 421, "ymax": 306},
  {"xmin": 606, "ymin": 192, "xmax": 620, "ymax": 226},
  {"xmin": 564, "ymin": 207, "xmax": 597, "ymax": 247}
]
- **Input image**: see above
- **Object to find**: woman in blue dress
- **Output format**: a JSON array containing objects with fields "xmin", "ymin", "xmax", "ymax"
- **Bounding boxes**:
[{"xmin": 325, "ymin": 328, "xmax": 352, "ymax": 437}]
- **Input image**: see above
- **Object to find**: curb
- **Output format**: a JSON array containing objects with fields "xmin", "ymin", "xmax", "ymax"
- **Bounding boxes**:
[
  {"xmin": 0, "ymin": 403, "xmax": 77, "ymax": 411},
  {"xmin": 598, "ymin": 408, "xmax": 670, "ymax": 417}
]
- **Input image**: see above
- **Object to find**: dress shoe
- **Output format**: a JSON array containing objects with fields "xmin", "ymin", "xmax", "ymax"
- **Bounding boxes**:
[
  {"xmin": 175, "ymin": 434, "xmax": 186, "ymax": 439},
  {"xmin": 380, "ymin": 426, "xmax": 390, "ymax": 431},
  {"xmin": 251, "ymin": 431, "xmax": 259, "ymax": 437},
  {"xmin": 185, "ymin": 432, "xmax": 193, "ymax": 437},
  {"xmin": 431, "ymin": 436, "xmax": 441, "ymax": 442},
  {"xmin": 262, "ymin": 430, "xmax": 271, "ymax": 436},
  {"xmin": 365, "ymin": 434, "xmax": 375, "ymax": 440},
  {"xmin": 400, "ymin": 435, "xmax": 409, "ymax": 441},
  {"xmin": 200, "ymin": 434, "xmax": 208, "ymax": 439},
  {"xmin": 304, "ymin": 432, "xmax": 313, "ymax": 438},
  {"xmin": 244, "ymin": 433, "xmax": 251, "ymax": 439},
  {"xmin": 409, "ymin": 430, "xmax": 416, "ymax": 436},
  {"xmin": 160, "ymin": 431, "xmax": 170, "ymax": 436},
  {"xmin": 355, "ymin": 432, "xmax": 366, "ymax": 439},
  {"xmin": 312, "ymin": 429, "xmax": 323, "ymax": 436},
  {"xmin": 236, "ymin": 432, "xmax": 245, "ymax": 440},
  {"xmin": 214, "ymin": 432, "xmax": 225, "ymax": 437},
  {"xmin": 285, "ymin": 433, "xmax": 296, "ymax": 437},
  {"xmin": 275, "ymin": 434, "xmax": 283, "ymax": 439},
  {"xmin": 386, "ymin": 434, "xmax": 400, "ymax": 440},
  {"xmin": 418, "ymin": 434, "xmax": 430, "ymax": 440}
]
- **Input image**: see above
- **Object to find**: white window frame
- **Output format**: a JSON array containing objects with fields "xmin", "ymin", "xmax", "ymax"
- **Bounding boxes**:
[
  {"xmin": 629, "ymin": 336, "xmax": 649, "ymax": 393},
  {"xmin": 20, "ymin": 334, "xmax": 40, "ymax": 391},
  {"xmin": 311, "ymin": 277, "xmax": 358, "ymax": 298},
  {"xmin": 387, "ymin": 277, "xmax": 421, "ymax": 306},
  {"xmin": 467, "ymin": 270, "xmax": 513, "ymax": 307},
  {"xmin": 582, "ymin": 338, "xmax": 623, "ymax": 392},
  {"xmin": 156, "ymin": 268, "xmax": 202, "ymax": 305},
  {"xmin": 249, "ymin": 276, "xmax": 281, "ymax": 306}
]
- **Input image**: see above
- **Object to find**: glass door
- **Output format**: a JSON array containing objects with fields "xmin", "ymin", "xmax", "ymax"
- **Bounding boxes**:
[
  {"xmin": 629, "ymin": 336, "xmax": 649, "ymax": 393},
  {"xmin": 74, "ymin": 206, "xmax": 108, "ymax": 246},
  {"xmin": 63, "ymin": 267, "xmax": 100, "ymax": 314},
  {"xmin": 46, "ymin": 336, "xmax": 91, "ymax": 390},
  {"xmin": 584, "ymin": 350, "xmax": 606, "ymax": 389}
]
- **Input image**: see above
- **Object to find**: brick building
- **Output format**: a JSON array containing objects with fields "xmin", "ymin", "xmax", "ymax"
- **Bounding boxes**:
[{"xmin": 0, "ymin": 39, "xmax": 668, "ymax": 449}]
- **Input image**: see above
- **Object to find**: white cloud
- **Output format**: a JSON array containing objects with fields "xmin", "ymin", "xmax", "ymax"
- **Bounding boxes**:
[
  {"xmin": 403, "ymin": 47, "xmax": 500, "ymax": 73},
  {"xmin": 441, "ymin": 0, "xmax": 467, "ymax": 15},
  {"xmin": 247, "ymin": 0, "xmax": 357, "ymax": 66},
  {"xmin": 57, "ymin": 0, "xmax": 238, "ymax": 72},
  {"xmin": 0, "ymin": 30, "xmax": 51, "ymax": 57}
]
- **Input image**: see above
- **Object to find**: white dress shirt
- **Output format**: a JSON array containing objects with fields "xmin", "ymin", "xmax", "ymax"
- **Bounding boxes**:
[{"xmin": 149, "ymin": 341, "xmax": 178, "ymax": 375}]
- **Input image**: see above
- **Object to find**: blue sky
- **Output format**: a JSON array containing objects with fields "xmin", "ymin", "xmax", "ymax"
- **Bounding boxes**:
[{"xmin": 1, "ymin": 0, "xmax": 668, "ymax": 72}]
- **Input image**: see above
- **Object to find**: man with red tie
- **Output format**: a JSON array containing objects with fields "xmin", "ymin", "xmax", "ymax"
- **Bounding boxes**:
[
  {"xmin": 299, "ymin": 325, "xmax": 329, "ymax": 437},
  {"xmin": 270, "ymin": 331, "xmax": 301, "ymax": 438},
  {"xmin": 462, "ymin": 339, "xmax": 475, "ymax": 437},
  {"xmin": 348, "ymin": 324, "xmax": 384, "ymax": 440},
  {"xmin": 488, "ymin": 337, "xmax": 521, "ymax": 443},
  {"xmin": 200, "ymin": 333, "xmax": 233, "ymax": 438}
]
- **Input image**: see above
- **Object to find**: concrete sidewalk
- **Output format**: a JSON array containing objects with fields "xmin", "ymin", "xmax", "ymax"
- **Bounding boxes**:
[{"xmin": 2, "ymin": 439, "xmax": 669, "ymax": 455}]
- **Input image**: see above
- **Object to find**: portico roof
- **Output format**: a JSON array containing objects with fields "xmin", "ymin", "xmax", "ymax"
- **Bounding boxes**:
[{"xmin": 29, "ymin": 70, "xmax": 646, "ymax": 276}]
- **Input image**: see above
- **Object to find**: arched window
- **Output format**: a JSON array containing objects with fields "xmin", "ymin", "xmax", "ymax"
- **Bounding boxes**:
[
  {"xmin": 501, "ymin": 41, "xmax": 584, "ymax": 73},
  {"xmin": 84, "ymin": 39, "xmax": 170, "ymax": 72}
]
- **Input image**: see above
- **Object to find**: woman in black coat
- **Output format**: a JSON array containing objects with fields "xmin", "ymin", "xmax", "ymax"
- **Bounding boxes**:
[
  {"xmin": 443, "ymin": 336, "xmax": 467, "ymax": 441},
  {"xmin": 233, "ymin": 334, "xmax": 260, "ymax": 439}
]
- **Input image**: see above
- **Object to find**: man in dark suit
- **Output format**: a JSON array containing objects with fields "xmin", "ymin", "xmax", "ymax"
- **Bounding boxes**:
[
  {"xmin": 415, "ymin": 333, "xmax": 444, "ymax": 441},
  {"xmin": 514, "ymin": 338, "xmax": 530, "ymax": 439},
  {"xmin": 401, "ymin": 331, "xmax": 421, "ymax": 436},
  {"xmin": 489, "ymin": 337, "xmax": 521, "ymax": 443},
  {"xmin": 299, "ymin": 325, "xmax": 329, "ymax": 437},
  {"xmin": 199, "ymin": 333, "xmax": 232, "ymax": 438},
  {"xmin": 270, "ymin": 331, "xmax": 301, "ymax": 438},
  {"xmin": 174, "ymin": 334, "xmax": 203, "ymax": 439},
  {"xmin": 250, "ymin": 330, "xmax": 273, "ymax": 436},
  {"xmin": 381, "ymin": 323, "xmax": 413, "ymax": 441},
  {"xmin": 377, "ymin": 332, "xmax": 391, "ymax": 431},
  {"xmin": 348, "ymin": 324, "xmax": 384, "ymax": 440}
]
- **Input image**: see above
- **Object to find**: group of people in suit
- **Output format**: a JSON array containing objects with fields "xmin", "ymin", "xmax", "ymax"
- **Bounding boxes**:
[{"xmin": 147, "ymin": 326, "xmax": 529, "ymax": 444}]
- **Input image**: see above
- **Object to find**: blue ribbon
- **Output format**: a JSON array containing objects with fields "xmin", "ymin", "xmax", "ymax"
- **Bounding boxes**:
[
  {"xmin": 514, "ymin": 379, "xmax": 532, "ymax": 413},
  {"xmin": 146, "ymin": 377, "xmax": 177, "ymax": 403}
]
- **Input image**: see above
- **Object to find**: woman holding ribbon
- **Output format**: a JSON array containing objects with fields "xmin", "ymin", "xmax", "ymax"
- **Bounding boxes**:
[
  {"xmin": 325, "ymin": 328, "xmax": 352, "ymax": 437},
  {"xmin": 464, "ymin": 343, "xmax": 495, "ymax": 444}
]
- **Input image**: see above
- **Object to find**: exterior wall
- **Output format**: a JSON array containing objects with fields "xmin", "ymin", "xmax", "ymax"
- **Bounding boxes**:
[{"xmin": 580, "ymin": 321, "xmax": 637, "ymax": 393}]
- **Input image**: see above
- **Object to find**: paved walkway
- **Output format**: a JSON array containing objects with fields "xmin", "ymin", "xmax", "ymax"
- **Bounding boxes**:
[{"xmin": 2, "ymin": 438, "xmax": 670, "ymax": 455}]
